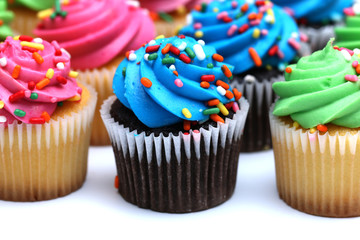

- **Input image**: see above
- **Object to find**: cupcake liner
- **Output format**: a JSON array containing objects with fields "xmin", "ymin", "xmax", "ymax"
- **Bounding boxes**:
[
  {"xmin": 270, "ymin": 106, "xmax": 360, "ymax": 217},
  {"xmin": 11, "ymin": 8, "xmax": 38, "ymax": 37},
  {"xmin": 0, "ymin": 83, "xmax": 97, "ymax": 202},
  {"xmin": 299, "ymin": 25, "xmax": 336, "ymax": 52},
  {"xmin": 232, "ymin": 74, "xmax": 283, "ymax": 152},
  {"xmin": 77, "ymin": 57, "xmax": 123, "ymax": 146},
  {"xmin": 101, "ymin": 96, "xmax": 249, "ymax": 213}
]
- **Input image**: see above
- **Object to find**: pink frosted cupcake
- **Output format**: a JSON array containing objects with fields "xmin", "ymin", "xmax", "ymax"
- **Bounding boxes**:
[{"xmin": 34, "ymin": 0, "xmax": 155, "ymax": 145}]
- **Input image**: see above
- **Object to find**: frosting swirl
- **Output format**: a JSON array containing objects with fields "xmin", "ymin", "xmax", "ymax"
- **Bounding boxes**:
[
  {"xmin": 273, "ymin": 40, "xmax": 360, "ymax": 129},
  {"xmin": 137, "ymin": 0, "xmax": 210, "ymax": 12},
  {"xmin": 335, "ymin": 8, "xmax": 360, "ymax": 49},
  {"xmin": 272, "ymin": 0, "xmax": 352, "ymax": 23},
  {"xmin": 0, "ymin": 36, "xmax": 80, "ymax": 124},
  {"xmin": 34, "ymin": 0, "xmax": 155, "ymax": 70},
  {"xmin": 0, "ymin": 1, "xmax": 13, "ymax": 40},
  {"xmin": 113, "ymin": 36, "xmax": 241, "ymax": 128},
  {"xmin": 180, "ymin": 0, "xmax": 300, "ymax": 74}
]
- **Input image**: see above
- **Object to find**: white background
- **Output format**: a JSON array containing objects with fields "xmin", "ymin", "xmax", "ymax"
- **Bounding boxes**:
[{"xmin": 1, "ymin": 147, "xmax": 359, "ymax": 240}]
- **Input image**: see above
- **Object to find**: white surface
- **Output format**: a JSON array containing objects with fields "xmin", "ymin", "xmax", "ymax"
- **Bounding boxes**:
[{"xmin": 1, "ymin": 147, "xmax": 359, "ymax": 240}]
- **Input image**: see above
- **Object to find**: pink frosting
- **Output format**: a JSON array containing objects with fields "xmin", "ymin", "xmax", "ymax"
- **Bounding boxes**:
[
  {"xmin": 137, "ymin": 0, "xmax": 211, "ymax": 12},
  {"xmin": 0, "ymin": 36, "xmax": 80, "ymax": 124},
  {"xmin": 34, "ymin": 0, "xmax": 156, "ymax": 70}
]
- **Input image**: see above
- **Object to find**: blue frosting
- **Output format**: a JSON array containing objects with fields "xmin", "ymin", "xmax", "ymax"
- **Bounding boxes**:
[
  {"xmin": 180, "ymin": 0, "xmax": 300, "ymax": 74},
  {"xmin": 113, "ymin": 36, "xmax": 236, "ymax": 128},
  {"xmin": 272, "ymin": 0, "xmax": 352, "ymax": 23}
]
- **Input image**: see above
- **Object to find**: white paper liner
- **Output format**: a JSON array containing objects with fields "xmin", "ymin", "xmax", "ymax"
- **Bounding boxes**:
[
  {"xmin": 100, "ymin": 96, "xmax": 249, "ymax": 212},
  {"xmin": 269, "ymin": 104, "xmax": 360, "ymax": 217},
  {"xmin": 231, "ymin": 74, "xmax": 283, "ymax": 152},
  {"xmin": 0, "ymin": 82, "xmax": 97, "ymax": 202}
]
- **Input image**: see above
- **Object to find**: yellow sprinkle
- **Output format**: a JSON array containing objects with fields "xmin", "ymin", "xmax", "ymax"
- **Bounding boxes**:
[
  {"xmin": 252, "ymin": 28, "xmax": 261, "ymax": 39},
  {"xmin": 67, "ymin": 94, "xmax": 81, "ymax": 102},
  {"xmin": 176, "ymin": 5, "xmax": 186, "ymax": 15},
  {"xmin": 155, "ymin": 35, "xmax": 165, "ymax": 40},
  {"xmin": 37, "ymin": 8, "xmax": 54, "ymax": 19},
  {"xmin": 309, "ymin": 128, "xmax": 316, "ymax": 134},
  {"xmin": 195, "ymin": 31, "xmax": 204, "ymax": 38},
  {"xmin": 46, "ymin": 68, "xmax": 54, "ymax": 79},
  {"xmin": 62, "ymin": 0, "xmax": 70, "ymax": 5},
  {"xmin": 217, "ymin": 103, "xmax": 229, "ymax": 116},
  {"xmin": 213, "ymin": 7, "xmax": 219, "ymax": 13},
  {"xmin": 182, "ymin": 108, "xmax": 192, "ymax": 119},
  {"xmin": 13, "ymin": 35, "xmax": 20, "ymax": 41},
  {"xmin": 69, "ymin": 71, "xmax": 79, "ymax": 78},
  {"xmin": 265, "ymin": 65, "xmax": 272, "ymax": 70},
  {"xmin": 20, "ymin": 41, "xmax": 44, "ymax": 51},
  {"xmin": 0, "ymin": 101, "xmax": 4, "ymax": 109},
  {"xmin": 293, "ymin": 121, "xmax": 299, "ymax": 128}
]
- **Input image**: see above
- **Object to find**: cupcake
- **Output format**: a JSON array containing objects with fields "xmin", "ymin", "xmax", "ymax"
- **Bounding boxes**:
[
  {"xmin": 137, "ymin": 0, "xmax": 210, "ymax": 37},
  {"xmin": 180, "ymin": 0, "xmax": 309, "ymax": 152},
  {"xmin": 8, "ymin": 0, "xmax": 54, "ymax": 37},
  {"xmin": 270, "ymin": 39, "xmax": 360, "ymax": 217},
  {"xmin": 0, "ymin": 1, "xmax": 14, "ymax": 40},
  {"xmin": 272, "ymin": 0, "xmax": 352, "ymax": 52},
  {"xmin": 0, "ymin": 36, "xmax": 97, "ymax": 201},
  {"xmin": 100, "ymin": 36, "xmax": 249, "ymax": 213},
  {"xmin": 34, "ymin": 0, "xmax": 155, "ymax": 145}
]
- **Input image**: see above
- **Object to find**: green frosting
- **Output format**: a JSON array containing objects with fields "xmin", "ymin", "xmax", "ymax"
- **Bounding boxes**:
[
  {"xmin": 10, "ymin": 0, "xmax": 55, "ymax": 11},
  {"xmin": 335, "ymin": 16, "xmax": 360, "ymax": 49},
  {"xmin": 273, "ymin": 40, "xmax": 360, "ymax": 129},
  {"xmin": 0, "ymin": 1, "xmax": 13, "ymax": 40}
]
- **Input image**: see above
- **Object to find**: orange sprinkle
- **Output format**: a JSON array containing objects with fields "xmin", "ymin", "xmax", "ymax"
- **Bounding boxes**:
[
  {"xmin": 161, "ymin": 43, "xmax": 172, "ymax": 55},
  {"xmin": 141, "ymin": 77, "xmax": 152, "ymax": 88},
  {"xmin": 233, "ymin": 88, "xmax": 242, "ymax": 101},
  {"xmin": 36, "ymin": 77, "xmax": 50, "ymax": 90},
  {"xmin": 32, "ymin": 52, "xmax": 44, "ymax": 64},
  {"xmin": 208, "ymin": 99, "xmax": 220, "ymax": 106},
  {"xmin": 221, "ymin": 65, "xmax": 232, "ymax": 78},
  {"xmin": 240, "ymin": 3, "xmax": 249, "ymax": 12},
  {"xmin": 194, "ymin": 4, "xmax": 202, "ymax": 11},
  {"xmin": 0, "ymin": 20, "xmax": 3, "ymax": 26},
  {"xmin": 212, "ymin": 53, "xmax": 224, "ymax": 62},
  {"xmin": 149, "ymin": 12, "xmax": 160, "ymax": 21},
  {"xmin": 210, "ymin": 114, "xmax": 225, "ymax": 124},
  {"xmin": 257, "ymin": 12, "xmax": 263, "ymax": 20},
  {"xmin": 12, "ymin": 65, "xmax": 21, "ymax": 79},
  {"xmin": 285, "ymin": 67, "xmax": 292, "ymax": 73},
  {"xmin": 114, "ymin": 176, "xmax": 119, "ymax": 189},
  {"xmin": 183, "ymin": 120, "xmax": 191, "ymax": 131},
  {"xmin": 41, "ymin": 111, "xmax": 50, "ymax": 123},
  {"xmin": 125, "ymin": 51, "xmax": 131, "ymax": 59},
  {"xmin": 216, "ymin": 80, "xmax": 229, "ymax": 90},
  {"xmin": 317, "ymin": 124, "xmax": 328, "ymax": 133},
  {"xmin": 173, "ymin": 70, "xmax": 179, "ymax": 76},
  {"xmin": 225, "ymin": 90, "xmax": 234, "ymax": 99},
  {"xmin": 249, "ymin": 47, "xmax": 262, "ymax": 67},
  {"xmin": 356, "ymin": 65, "xmax": 360, "ymax": 75},
  {"xmin": 200, "ymin": 81, "xmax": 210, "ymax": 88},
  {"xmin": 248, "ymin": 12, "xmax": 257, "ymax": 20}
]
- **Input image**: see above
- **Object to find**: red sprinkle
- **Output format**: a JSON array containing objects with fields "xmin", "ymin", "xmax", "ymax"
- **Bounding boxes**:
[
  {"xmin": 225, "ymin": 102, "xmax": 234, "ymax": 109},
  {"xmin": 178, "ymin": 35, "xmax": 186, "ymax": 39},
  {"xmin": 146, "ymin": 45, "xmax": 160, "ymax": 53},
  {"xmin": 9, "ymin": 90, "xmax": 25, "ymax": 103},
  {"xmin": 179, "ymin": 54, "xmax": 191, "ymax": 64},
  {"xmin": 170, "ymin": 46, "xmax": 180, "ymax": 56},
  {"xmin": 222, "ymin": 16, "xmax": 233, "ymax": 23},
  {"xmin": 268, "ymin": 45, "xmax": 279, "ymax": 56},
  {"xmin": 256, "ymin": 0, "xmax": 265, "ymax": 6},
  {"xmin": 317, "ymin": 124, "xmax": 328, "ymax": 133},
  {"xmin": 29, "ymin": 117, "xmax": 45, "ymax": 124},
  {"xmin": 28, "ymin": 81, "xmax": 35, "ymax": 90},
  {"xmin": 238, "ymin": 24, "xmax": 249, "ymax": 34},
  {"xmin": 56, "ymin": 76, "xmax": 68, "ymax": 84},
  {"xmin": 22, "ymin": 46, "xmax": 38, "ymax": 53},
  {"xmin": 55, "ymin": 48, "xmax": 62, "ymax": 56},
  {"xmin": 201, "ymin": 75, "xmax": 216, "ymax": 82},
  {"xmin": 19, "ymin": 35, "xmax": 33, "ymax": 42},
  {"xmin": 183, "ymin": 120, "xmax": 191, "ymax": 131},
  {"xmin": 114, "ymin": 176, "xmax": 119, "ymax": 189}
]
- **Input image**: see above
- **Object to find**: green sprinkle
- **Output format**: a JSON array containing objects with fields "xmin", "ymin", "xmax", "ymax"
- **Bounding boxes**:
[
  {"xmin": 60, "ymin": 11, "xmax": 68, "ymax": 17},
  {"xmin": 207, "ymin": 63, "xmax": 214, "ymax": 69},
  {"xmin": 276, "ymin": 35, "xmax": 282, "ymax": 41},
  {"xmin": 30, "ymin": 92, "xmax": 38, "ymax": 100},
  {"xmin": 185, "ymin": 47, "xmax": 196, "ymax": 59},
  {"xmin": 203, "ymin": 108, "xmax": 220, "ymax": 115},
  {"xmin": 57, "ymin": 102, "xmax": 63, "ymax": 107},
  {"xmin": 235, "ymin": 12, "xmax": 243, "ymax": 19},
  {"xmin": 159, "ymin": 12, "xmax": 173, "ymax": 22},
  {"xmin": 162, "ymin": 57, "xmax": 176, "ymax": 65},
  {"xmin": 148, "ymin": 53, "xmax": 158, "ymax": 61},
  {"xmin": 201, "ymin": 2, "xmax": 207, "ymax": 12},
  {"xmin": 122, "ymin": 67, "xmax": 126, "ymax": 77},
  {"xmin": 14, "ymin": 109, "xmax": 26, "ymax": 117}
]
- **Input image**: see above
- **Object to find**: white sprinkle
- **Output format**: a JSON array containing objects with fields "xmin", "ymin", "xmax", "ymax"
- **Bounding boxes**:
[
  {"xmin": 25, "ymin": 90, "xmax": 31, "ymax": 98},
  {"xmin": 128, "ymin": 53, "xmax": 137, "ymax": 61},
  {"xmin": 193, "ymin": 44, "xmax": 206, "ymax": 61},
  {"xmin": 186, "ymin": 14, "xmax": 193, "ymax": 25},
  {"xmin": 278, "ymin": 63, "xmax": 286, "ymax": 71},
  {"xmin": 197, "ymin": 40, "xmax": 205, "ymax": 46},
  {"xmin": 56, "ymin": 62, "xmax": 65, "ymax": 70},
  {"xmin": 0, "ymin": 116, "xmax": 6, "ymax": 123},
  {"xmin": 199, "ymin": 109, "xmax": 203, "ymax": 113},
  {"xmin": 33, "ymin": 38, "xmax": 43, "ymax": 43},
  {"xmin": 246, "ymin": 0, "xmax": 254, "ymax": 4},
  {"xmin": 244, "ymin": 75, "xmax": 256, "ymax": 83},
  {"xmin": 216, "ymin": 86, "xmax": 226, "ymax": 96},
  {"xmin": 148, "ymin": 40, "xmax": 156, "ymax": 46},
  {"xmin": 341, "ymin": 50, "xmax": 352, "ymax": 61},
  {"xmin": 126, "ymin": 0, "xmax": 139, "ymax": 7},
  {"xmin": 61, "ymin": 48, "xmax": 71, "ymax": 58},
  {"xmin": 169, "ymin": 64, "xmax": 176, "ymax": 71},
  {"xmin": 0, "ymin": 57, "xmax": 7, "ymax": 67},
  {"xmin": 291, "ymin": 32, "xmax": 299, "ymax": 39},
  {"xmin": 144, "ymin": 54, "xmax": 149, "ymax": 61},
  {"xmin": 265, "ymin": 15, "xmax": 274, "ymax": 23},
  {"xmin": 354, "ymin": 3, "xmax": 360, "ymax": 14},
  {"xmin": 177, "ymin": 42, "xmax": 187, "ymax": 51},
  {"xmin": 354, "ymin": 48, "xmax": 360, "ymax": 55}
]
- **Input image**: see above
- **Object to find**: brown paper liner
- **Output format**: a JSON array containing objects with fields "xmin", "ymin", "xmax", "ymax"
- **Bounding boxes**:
[
  {"xmin": 101, "ymin": 96, "xmax": 249, "ymax": 213},
  {"xmin": 77, "ymin": 56, "xmax": 123, "ymax": 146},
  {"xmin": 0, "ymin": 83, "xmax": 97, "ymax": 202},
  {"xmin": 10, "ymin": 7, "xmax": 38, "ymax": 37},
  {"xmin": 270, "ymin": 109, "xmax": 360, "ymax": 217}
]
